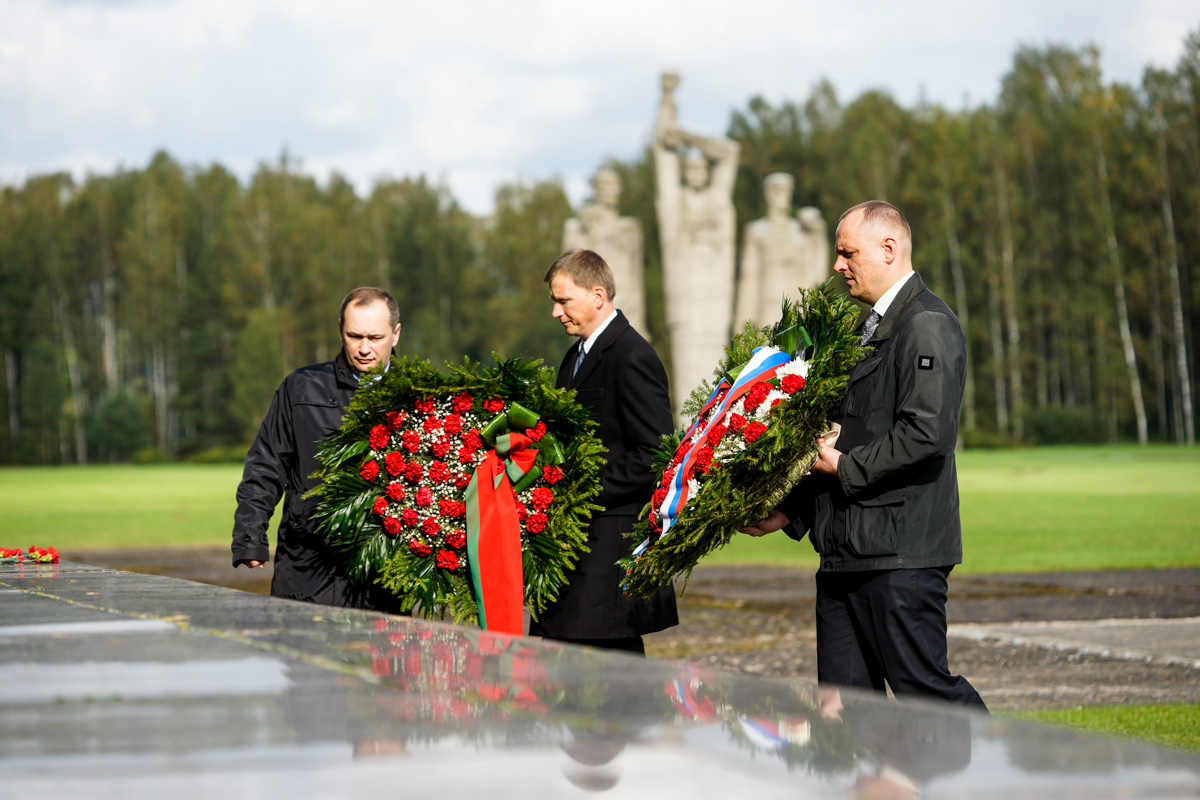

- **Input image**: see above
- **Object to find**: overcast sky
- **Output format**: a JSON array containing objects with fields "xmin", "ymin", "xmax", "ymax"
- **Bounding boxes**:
[{"xmin": 1, "ymin": 0, "xmax": 1196, "ymax": 213}]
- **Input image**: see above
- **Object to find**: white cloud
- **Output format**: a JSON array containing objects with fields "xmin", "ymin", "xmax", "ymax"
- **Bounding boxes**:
[{"xmin": 0, "ymin": 0, "xmax": 1196, "ymax": 212}]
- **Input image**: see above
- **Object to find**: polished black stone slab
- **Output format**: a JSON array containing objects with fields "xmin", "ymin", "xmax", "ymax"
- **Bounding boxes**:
[{"xmin": 2, "ymin": 562, "xmax": 1198, "ymax": 798}]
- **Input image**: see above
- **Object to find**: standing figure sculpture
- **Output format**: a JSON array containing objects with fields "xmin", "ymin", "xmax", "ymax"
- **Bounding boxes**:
[
  {"xmin": 735, "ymin": 172, "xmax": 830, "ymax": 328},
  {"xmin": 563, "ymin": 168, "xmax": 647, "ymax": 335},
  {"xmin": 653, "ymin": 70, "xmax": 741, "ymax": 416}
]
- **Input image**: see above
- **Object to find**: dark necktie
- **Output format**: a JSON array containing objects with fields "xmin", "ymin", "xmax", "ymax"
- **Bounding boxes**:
[
  {"xmin": 859, "ymin": 309, "xmax": 882, "ymax": 346},
  {"xmin": 571, "ymin": 345, "xmax": 587, "ymax": 382}
]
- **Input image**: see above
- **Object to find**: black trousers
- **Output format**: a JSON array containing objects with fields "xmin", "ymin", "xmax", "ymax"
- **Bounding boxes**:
[{"xmin": 815, "ymin": 567, "xmax": 987, "ymax": 711}]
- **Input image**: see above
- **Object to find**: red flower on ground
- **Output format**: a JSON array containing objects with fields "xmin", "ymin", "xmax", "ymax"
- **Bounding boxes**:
[
  {"xmin": 401, "ymin": 430, "xmax": 421, "ymax": 453},
  {"xmin": 525, "ymin": 512, "xmax": 548, "ymax": 534},
  {"xmin": 386, "ymin": 410, "xmax": 408, "ymax": 430},
  {"xmin": 483, "ymin": 397, "xmax": 504, "ymax": 413},
  {"xmin": 727, "ymin": 413, "xmax": 748, "ymax": 433},
  {"xmin": 428, "ymin": 460, "xmax": 451, "ymax": 484},
  {"xmin": 359, "ymin": 460, "xmax": 380, "ymax": 482},
  {"xmin": 382, "ymin": 516, "xmax": 402, "ymax": 537},
  {"xmin": 423, "ymin": 415, "xmax": 443, "ymax": 433},
  {"xmin": 415, "ymin": 397, "xmax": 436, "ymax": 414},
  {"xmin": 415, "ymin": 486, "xmax": 434, "ymax": 507},
  {"xmin": 525, "ymin": 420, "xmax": 546, "ymax": 442},
  {"xmin": 444, "ymin": 414, "xmax": 464, "ymax": 435},
  {"xmin": 743, "ymin": 421, "xmax": 768, "ymax": 443},
  {"xmin": 385, "ymin": 482, "xmax": 406, "ymax": 502},
  {"xmin": 781, "ymin": 374, "xmax": 805, "ymax": 394},
  {"xmin": 436, "ymin": 549, "xmax": 460, "ymax": 570},
  {"xmin": 368, "ymin": 424, "xmax": 391, "ymax": 451},
  {"xmin": 421, "ymin": 517, "xmax": 442, "ymax": 536},
  {"xmin": 705, "ymin": 423, "xmax": 727, "ymax": 448},
  {"xmin": 445, "ymin": 529, "xmax": 466, "ymax": 549},
  {"xmin": 408, "ymin": 538, "xmax": 431, "ymax": 557},
  {"xmin": 431, "ymin": 436, "xmax": 451, "ymax": 458},
  {"xmin": 372, "ymin": 496, "xmax": 389, "ymax": 515},
  {"xmin": 385, "ymin": 451, "xmax": 406, "ymax": 476},
  {"xmin": 742, "ymin": 382, "xmax": 772, "ymax": 412},
  {"xmin": 401, "ymin": 509, "xmax": 420, "ymax": 527},
  {"xmin": 529, "ymin": 487, "xmax": 554, "ymax": 511},
  {"xmin": 404, "ymin": 461, "xmax": 424, "ymax": 483},
  {"xmin": 541, "ymin": 465, "xmax": 563, "ymax": 485},
  {"xmin": 451, "ymin": 392, "xmax": 474, "ymax": 414}
]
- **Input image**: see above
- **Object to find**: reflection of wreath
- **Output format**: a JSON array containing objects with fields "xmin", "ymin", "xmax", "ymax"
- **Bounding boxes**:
[
  {"xmin": 621, "ymin": 282, "xmax": 863, "ymax": 599},
  {"xmin": 310, "ymin": 357, "xmax": 604, "ymax": 630}
]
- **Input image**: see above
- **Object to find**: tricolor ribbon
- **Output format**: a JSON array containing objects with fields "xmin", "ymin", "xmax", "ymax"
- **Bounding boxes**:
[{"xmin": 464, "ymin": 403, "xmax": 565, "ymax": 634}]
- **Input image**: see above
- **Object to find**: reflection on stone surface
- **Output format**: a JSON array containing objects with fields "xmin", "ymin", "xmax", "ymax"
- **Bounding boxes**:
[{"xmin": 1, "ymin": 562, "xmax": 1198, "ymax": 798}]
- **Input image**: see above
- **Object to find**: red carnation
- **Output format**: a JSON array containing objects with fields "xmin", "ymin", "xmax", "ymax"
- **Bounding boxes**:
[
  {"xmin": 483, "ymin": 397, "xmax": 504, "ymax": 413},
  {"xmin": 695, "ymin": 445, "xmax": 715, "ymax": 473},
  {"xmin": 415, "ymin": 397, "xmax": 436, "ymax": 414},
  {"xmin": 672, "ymin": 439, "xmax": 694, "ymax": 465},
  {"xmin": 444, "ymin": 413, "xmax": 464, "ymax": 435},
  {"xmin": 404, "ymin": 461, "xmax": 424, "ymax": 483},
  {"xmin": 386, "ymin": 410, "xmax": 408, "ymax": 430},
  {"xmin": 431, "ymin": 436, "xmax": 451, "ymax": 458},
  {"xmin": 421, "ymin": 517, "xmax": 442, "ymax": 536},
  {"xmin": 463, "ymin": 429, "xmax": 483, "ymax": 450},
  {"xmin": 781, "ymin": 374, "xmax": 805, "ymax": 394},
  {"xmin": 415, "ymin": 486, "xmax": 434, "ymax": 507},
  {"xmin": 368, "ymin": 424, "xmax": 391, "ymax": 451},
  {"xmin": 401, "ymin": 430, "xmax": 421, "ymax": 453},
  {"xmin": 652, "ymin": 486, "xmax": 668, "ymax": 510},
  {"xmin": 382, "ymin": 516, "xmax": 402, "ymax": 537},
  {"xmin": 372, "ymin": 496, "xmax": 389, "ymax": 516},
  {"xmin": 727, "ymin": 413, "xmax": 747, "ymax": 433},
  {"xmin": 514, "ymin": 501, "xmax": 528, "ymax": 521},
  {"xmin": 771, "ymin": 398, "xmax": 784, "ymax": 409},
  {"xmin": 445, "ymin": 529, "xmax": 466, "ymax": 549},
  {"xmin": 408, "ymin": 538, "xmax": 431, "ymax": 557},
  {"xmin": 743, "ymin": 382, "xmax": 772, "ymax": 412},
  {"xmin": 660, "ymin": 467, "xmax": 675, "ymax": 488},
  {"xmin": 526, "ymin": 420, "xmax": 546, "ymax": 442},
  {"xmin": 401, "ymin": 508, "xmax": 420, "ymax": 527},
  {"xmin": 438, "ymin": 497, "xmax": 459, "ymax": 517},
  {"xmin": 451, "ymin": 392, "xmax": 474, "ymax": 414},
  {"xmin": 525, "ymin": 512, "xmax": 548, "ymax": 534},
  {"xmin": 454, "ymin": 471, "xmax": 472, "ymax": 489},
  {"xmin": 428, "ymin": 460, "xmax": 450, "ymax": 484},
  {"xmin": 706, "ymin": 423, "xmax": 727, "ymax": 448},
  {"xmin": 359, "ymin": 459, "xmax": 380, "ymax": 482},
  {"xmin": 384, "ymin": 451, "xmax": 406, "ymax": 476},
  {"xmin": 385, "ymin": 482, "xmax": 406, "ymax": 502},
  {"xmin": 457, "ymin": 446, "xmax": 478, "ymax": 464},
  {"xmin": 743, "ymin": 421, "xmax": 768, "ymax": 443},
  {"xmin": 530, "ymin": 487, "xmax": 554, "ymax": 511},
  {"xmin": 435, "ymin": 549, "xmax": 460, "ymax": 570},
  {"xmin": 541, "ymin": 465, "xmax": 564, "ymax": 485},
  {"xmin": 423, "ymin": 415, "xmax": 443, "ymax": 433}
]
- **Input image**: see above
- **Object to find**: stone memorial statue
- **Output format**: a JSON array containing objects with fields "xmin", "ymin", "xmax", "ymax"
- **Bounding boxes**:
[
  {"xmin": 653, "ymin": 70, "xmax": 741, "ymax": 416},
  {"xmin": 563, "ymin": 168, "xmax": 647, "ymax": 334},
  {"xmin": 734, "ymin": 173, "xmax": 830, "ymax": 328}
]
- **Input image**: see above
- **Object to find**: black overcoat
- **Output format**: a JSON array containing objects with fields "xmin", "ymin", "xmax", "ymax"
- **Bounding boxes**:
[{"xmin": 531, "ymin": 312, "xmax": 679, "ymax": 639}]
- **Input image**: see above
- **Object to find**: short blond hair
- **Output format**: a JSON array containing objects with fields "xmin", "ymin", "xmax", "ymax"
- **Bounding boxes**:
[{"xmin": 544, "ymin": 249, "xmax": 616, "ymax": 301}]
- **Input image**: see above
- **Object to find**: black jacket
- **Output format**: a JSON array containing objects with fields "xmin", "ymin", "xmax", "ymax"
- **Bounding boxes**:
[
  {"xmin": 231, "ymin": 352, "xmax": 397, "ymax": 608},
  {"xmin": 531, "ymin": 312, "xmax": 679, "ymax": 638},
  {"xmin": 779, "ymin": 273, "xmax": 966, "ymax": 572}
]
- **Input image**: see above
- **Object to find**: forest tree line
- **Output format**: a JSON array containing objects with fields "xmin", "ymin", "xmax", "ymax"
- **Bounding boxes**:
[{"xmin": 1, "ymin": 36, "xmax": 1198, "ymax": 464}]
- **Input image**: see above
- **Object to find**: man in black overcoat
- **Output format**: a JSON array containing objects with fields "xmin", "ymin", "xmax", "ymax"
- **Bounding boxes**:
[
  {"xmin": 530, "ymin": 249, "xmax": 678, "ymax": 654},
  {"xmin": 743, "ymin": 202, "xmax": 986, "ymax": 709}
]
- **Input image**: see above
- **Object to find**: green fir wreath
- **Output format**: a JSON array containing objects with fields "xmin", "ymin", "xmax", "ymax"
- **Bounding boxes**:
[
  {"xmin": 620, "ymin": 281, "xmax": 865, "ymax": 600},
  {"xmin": 308, "ymin": 356, "xmax": 604, "ymax": 625}
]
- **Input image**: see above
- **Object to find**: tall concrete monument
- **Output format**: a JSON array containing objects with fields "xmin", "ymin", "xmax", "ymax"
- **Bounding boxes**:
[
  {"xmin": 735, "ymin": 173, "xmax": 830, "ymax": 328},
  {"xmin": 563, "ymin": 168, "xmax": 647, "ymax": 334},
  {"xmin": 653, "ymin": 70, "xmax": 741, "ymax": 415}
]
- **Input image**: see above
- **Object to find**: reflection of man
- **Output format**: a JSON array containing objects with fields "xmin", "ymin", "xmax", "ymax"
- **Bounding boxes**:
[
  {"xmin": 532, "ymin": 249, "xmax": 678, "ymax": 654},
  {"xmin": 232, "ymin": 287, "xmax": 403, "ymax": 608},
  {"xmin": 742, "ymin": 202, "xmax": 986, "ymax": 710},
  {"xmin": 735, "ymin": 173, "xmax": 829, "ymax": 328},
  {"xmin": 653, "ymin": 70, "xmax": 741, "ymax": 416},
  {"xmin": 563, "ymin": 167, "xmax": 647, "ymax": 335}
]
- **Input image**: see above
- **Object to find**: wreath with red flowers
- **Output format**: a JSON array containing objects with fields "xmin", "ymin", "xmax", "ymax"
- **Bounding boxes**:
[
  {"xmin": 309, "ymin": 357, "xmax": 604, "ymax": 627},
  {"xmin": 620, "ymin": 281, "xmax": 864, "ymax": 600},
  {"xmin": 0, "ymin": 546, "xmax": 58, "ymax": 564}
]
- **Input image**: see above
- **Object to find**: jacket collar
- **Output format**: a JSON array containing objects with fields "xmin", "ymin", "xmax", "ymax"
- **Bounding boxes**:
[
  {"xmin": 866, "ymin": 271, "xmax": 926, "ymax": 344},
  {"xmin": 570, "ymin": 311, "xmax": 629, "ymax": 388},
  {"xmin": 334, "ymin": 351, "xmax": 364, "ymax": 389}
]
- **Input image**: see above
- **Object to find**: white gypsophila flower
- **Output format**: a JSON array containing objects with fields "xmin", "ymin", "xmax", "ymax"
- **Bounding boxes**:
[
  {"xmin": 776, "ymin": 359, "xmax": 810, "ymax": 379},
  {"xmin": 687, "ymin": 478, "xmax": 700, "ymax": 496}
]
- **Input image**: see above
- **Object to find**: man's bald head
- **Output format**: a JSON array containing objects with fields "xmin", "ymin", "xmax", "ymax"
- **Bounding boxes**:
[
  {"xmin": 838, "ymin": 201, "xmax": 912, "ymax": 261},
  {"xmin": 834, "ymin": 201, "xmax": 915, "ymax": 305}
]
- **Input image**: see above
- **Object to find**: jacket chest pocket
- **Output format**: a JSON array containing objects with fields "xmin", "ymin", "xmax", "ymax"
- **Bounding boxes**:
[{"xmin": 843, "ymin": 354, "xmax": 890, "ymax": 418}]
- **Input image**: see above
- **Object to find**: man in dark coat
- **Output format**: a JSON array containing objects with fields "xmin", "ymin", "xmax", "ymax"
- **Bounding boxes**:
[
  {"xmin": 531, "ymin": 249, "xmax": 678, "ymax": 654},
  {"xmin": 231, "ymin": 287, "xmax": 403, "ymax": 609},
  {"xmin": 743, "ymin": 202, "xmax": 986, "ymax": 710}
]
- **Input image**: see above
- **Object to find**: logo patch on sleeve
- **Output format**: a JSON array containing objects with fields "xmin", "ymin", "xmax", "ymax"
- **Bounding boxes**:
[{"xmin": 918, "ymin": 355, "xmax": 935, "ymax": 370}]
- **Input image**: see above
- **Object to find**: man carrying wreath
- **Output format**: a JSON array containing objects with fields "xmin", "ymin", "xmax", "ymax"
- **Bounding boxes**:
[
  {"xmin": 743, "ymin": 202, "xmax": 986, "ymax": 710},
  {"xmin": 231, "ymin": 287, "xmax": 404, "ymax": 609},
  {"xmin": 533, "ymin": 249, "xmax": 678, "ymax": 654}
]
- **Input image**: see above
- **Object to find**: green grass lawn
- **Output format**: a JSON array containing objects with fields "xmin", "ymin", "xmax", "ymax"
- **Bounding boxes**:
[{"xmin": 1007, "ymin": 704, "xmax": 1200, "ymax": 754}]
